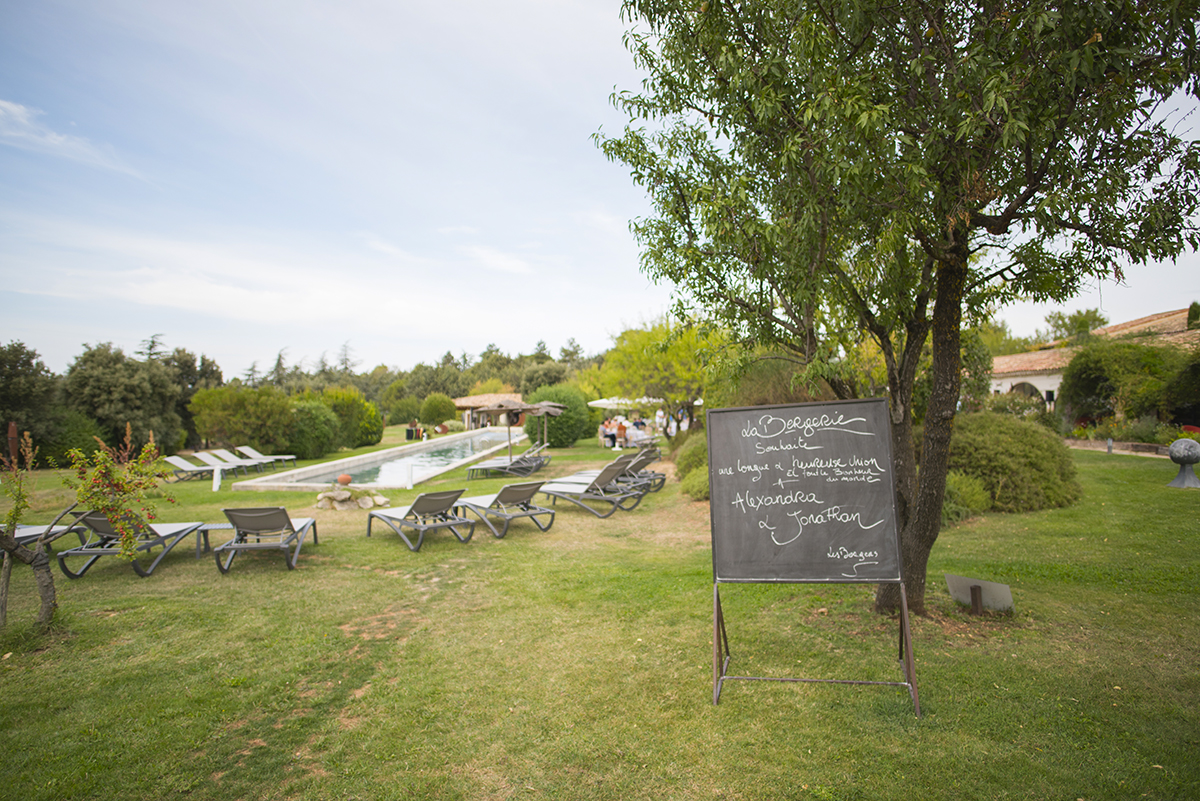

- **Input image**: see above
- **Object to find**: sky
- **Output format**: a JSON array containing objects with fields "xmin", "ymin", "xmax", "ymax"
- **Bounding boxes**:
[
  {"xmin": 2, "ymin": 2, "xmax": 1197, "ymax": 379},
  {"xmin": 0, "ymin": 0, "xmax": 676, "ymax": 377}
]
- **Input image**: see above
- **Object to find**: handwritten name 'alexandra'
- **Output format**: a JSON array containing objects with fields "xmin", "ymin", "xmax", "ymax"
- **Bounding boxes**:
[{"xmin": 731, "ymin": 489, "xmax": 821, "ymax": 514}]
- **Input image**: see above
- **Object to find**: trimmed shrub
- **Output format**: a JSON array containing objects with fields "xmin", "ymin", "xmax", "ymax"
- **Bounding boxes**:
[
  {"xmin": 523, "ymin": 385, "xmax": 589, "ymax": 447},
  {"xmin": 388, "ymin": 396, "xmax": 422, "ymax": 427},
  {"xmin": 674, "ymin": 435, "xmax": 708, "ymax": 480},
  {"xmin": 357, "ymin": 402, "xmax": 385, "ymax": 447},
  {"xmin": 680, "ymin": 463, "xmax": 710, "ymax": 500},
  {"xmin": 443, "ymin": 419, "xmax": 466, "ymax": 433},
  {"xmin": 323, "ymin": 386, "xmax": 383, "ymax": 448},
  {"xmin": 419, "ymin": 393, "xmax": 458, "ymax": 427},
  {"xmin": 941, "ymin": 470, "xmax": 991, "ymax": 528},
  {"xmin": 948, "ymin": 412, "xmax": 1081, "ymax": 513},
  {"xmin": 287, "ymin": 400, "xmax": 340, "ymax": 460}
]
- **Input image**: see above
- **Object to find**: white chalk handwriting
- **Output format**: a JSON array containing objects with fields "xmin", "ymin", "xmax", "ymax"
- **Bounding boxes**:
[{"xmin": 741, "ymin": 412, "xmax": 872, "ymax": 441}]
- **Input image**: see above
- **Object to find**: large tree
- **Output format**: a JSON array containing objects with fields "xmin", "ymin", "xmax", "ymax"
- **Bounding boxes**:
[
  {"xmin": 164, "ymin": 347, "xmax": 223, "ymax": 450},
  {"xmin": 603, "ymin": 319, "xmax": 717, "ymax": 421},
  {"xmin": 599, "ymin": 0, "xmax": 1199, "ymax": 612},
  {"xmin": 0, "ymin": 342, "xmax": 59, "ymax": 452},
  {"xmin": 65, "ymin": 343, "xmax": 183, "ymax": 452}
]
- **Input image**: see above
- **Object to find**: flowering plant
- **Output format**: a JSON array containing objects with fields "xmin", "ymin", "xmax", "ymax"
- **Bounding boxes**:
[{"xmin": 60, "ymin": 438, "xmax": 174, "ymax": 560}]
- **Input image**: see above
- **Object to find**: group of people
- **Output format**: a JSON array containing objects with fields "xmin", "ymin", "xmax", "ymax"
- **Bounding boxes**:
[
  {"xmin": 599, "ymin": 407, "xmax": 691, "ymax": 449},
  {"xmin": 600, "ymin": 417, "xmax": 645, "ymax": 448}
]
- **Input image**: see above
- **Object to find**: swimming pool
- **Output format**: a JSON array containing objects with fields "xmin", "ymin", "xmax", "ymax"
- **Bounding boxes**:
[{"xmin": 231, "ymin": 429, "xmax": 519, "ymax": 492}]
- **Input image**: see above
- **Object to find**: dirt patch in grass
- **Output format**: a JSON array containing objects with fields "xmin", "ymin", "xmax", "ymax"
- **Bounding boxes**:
[
  {"xmin": 630, "ymin": 497, "xmax": 709, "ymax": 549},
  {"xmin": 338, "ymin": 605, "xmax": 428, "ymax": 641}
]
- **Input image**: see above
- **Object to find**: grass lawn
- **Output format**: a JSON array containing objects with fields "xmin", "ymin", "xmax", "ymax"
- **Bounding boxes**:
[{"xmin": 1, "ymin": 443, "xmax": 1197, "ymax": 800}]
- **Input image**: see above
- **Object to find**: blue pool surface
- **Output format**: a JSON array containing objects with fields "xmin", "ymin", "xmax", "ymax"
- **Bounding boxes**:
[{"xmin": 305, "ymin": 431, "xmax": 511, "ymax": 485}]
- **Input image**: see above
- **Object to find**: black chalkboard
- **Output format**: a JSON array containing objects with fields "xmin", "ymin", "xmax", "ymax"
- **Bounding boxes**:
[{"xmin": 706, "ymin": 399, "xmax": 902, "ymax": 583}]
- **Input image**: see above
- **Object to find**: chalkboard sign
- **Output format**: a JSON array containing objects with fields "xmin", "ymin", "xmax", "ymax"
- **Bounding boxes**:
[{"xmin": 707, "ymin": 399, "xmax": 902, "ymax": 583}]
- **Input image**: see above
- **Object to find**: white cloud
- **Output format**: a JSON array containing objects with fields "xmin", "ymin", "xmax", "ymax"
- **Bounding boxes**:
[
  {"xmin": 459, "ymin": 245, "xmax": 535, "ymax": 276},
  {"xmin": 0, "ymin": 99, "xmax": 142, "ymax": 177}
]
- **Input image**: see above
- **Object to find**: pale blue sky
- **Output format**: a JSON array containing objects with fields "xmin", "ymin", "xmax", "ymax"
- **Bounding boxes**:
[
  {"xmin": 0, "ymin": 0, "xmax": 674, "ymax": 376},
  {"xmin": 2, "ymin": 2, "xmax": 1197, "ymax": 377}
]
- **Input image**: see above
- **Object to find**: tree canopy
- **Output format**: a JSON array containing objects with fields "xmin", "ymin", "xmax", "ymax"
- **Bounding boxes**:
[{"xmin": 600, "ymin": 0, "xmax": 1200, "ymax": 612}]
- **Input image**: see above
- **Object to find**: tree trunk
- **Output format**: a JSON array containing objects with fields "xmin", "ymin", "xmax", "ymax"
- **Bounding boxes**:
[
  {"xmin": 30, "ymin": 546, "xmax": 58, "ymax": 628},
  {"xmin": 0, "ymin": 534, "xmax": 60, "ymax": 632},
  {"xmin": 876, "ymin": 252, "xmax": 966, "ymax": 615},
  {"xmin": 0, "ymin": 551, "xmax": 10, "ymax": 628}
]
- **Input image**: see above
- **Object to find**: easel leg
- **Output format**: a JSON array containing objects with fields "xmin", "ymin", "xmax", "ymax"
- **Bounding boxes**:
[
  {"xmin": 713, "ymin": 584, "xmax": 730, "ymax": 705},
  {"xmin": 899, "ymin": 582, "xmax": 921, "ymax": 717}
]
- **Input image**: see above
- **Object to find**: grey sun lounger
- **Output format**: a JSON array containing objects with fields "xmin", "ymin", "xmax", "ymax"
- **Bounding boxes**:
[
  {"xmin": 163, "ymin": 455, "xmax": 217, "ymax": 481},
  {"xmin": 454, "ymin": 481, "xmax": 555, "ymax": 538},
  {"xmin": 12, "ymin": 522, "xmax": 88, "ymax": 551},
  {"xmin": 467, "ymin": 444, "xmax": 550, "ymax": 479},
  {"xmin": 214, "ymin": 507, "xmax": 318, "ymax": 572},
  {"xmin": 56, "ymin": 512, "xmax": 203, "ymax": 579},
  {"xmin": 567, "ymin": 450, "xmax": 666, "ymax": 492},
  {"xmin": 366, "ymin": 489, "xmax": 475, "ymax": 552},
  {"xmin": 539, "ymin": 462, "xmax": 648, "ymax": 519},
  {"xmin": 236, "ymin": 445, "xmax": 297, "ymax": 467}
]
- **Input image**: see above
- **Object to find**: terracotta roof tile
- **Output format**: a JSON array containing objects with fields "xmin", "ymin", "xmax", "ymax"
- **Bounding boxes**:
[
  {"xmin": 991, "ymin": 308, "xmax": 1198, "ymax": 378},
  {"xmin": 452, "ymin": 393, "xmax": 524, "ymax": 410}
]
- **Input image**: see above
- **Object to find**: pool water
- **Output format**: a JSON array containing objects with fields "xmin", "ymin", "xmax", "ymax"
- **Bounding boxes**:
[{"xmin": 306, "ymin": 431, "xmax": 511, "ymax": 485}]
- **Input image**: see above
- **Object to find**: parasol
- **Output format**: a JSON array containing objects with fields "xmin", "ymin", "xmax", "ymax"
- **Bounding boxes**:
[
  {"xmin": 525, "ymin": 401, "xmax": 567, "ymax": 446},
  {"xmin": 586, "ymin": 396, "xmax": 664, "ymax": 411},
  {"xmin": 474, "ymin": 398, "xmax": 534, "ymax": 460}
]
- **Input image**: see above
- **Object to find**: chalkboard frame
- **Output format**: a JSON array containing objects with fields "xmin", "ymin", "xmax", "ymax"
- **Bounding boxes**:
[
  {"xmin": 703, "ymin": 399, "xmax": 919, "ymax": 714},
  {"xmin": 705, "ymin": 398, "xmax": 904, "ymax": 585}
]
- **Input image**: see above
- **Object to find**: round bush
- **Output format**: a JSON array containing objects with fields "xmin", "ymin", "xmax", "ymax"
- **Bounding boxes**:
[
  {"xmin": 389, "ymin": 396, "xmax": 422, "ymax": 427},
  {"xmin": 419, "ymin": 393, "xmax": 458, "ymax": 427},
  {"xmin": 287, "ymin": 399, "xmax": 340, "ymax": 460},
  {"xmin": 523, "ymin": 385, "xmax": 589, "ymax": 447},
  {"xmin": 322, "ymin": 386, "xmax": 382, "ymax": 448},
  {"xmin": 680, "ymin": 463, "xmax": 710, "ymax": 500},
  {"xmin": 674, "ymin": 435, "xmax": 708, "ymax": 480},
  {"xmin": 356, "ymin": 402, "xmax": 384, "ymax": 447},
  {"xmin": 948, "ymin": 412, "xmax": 1081, "ymax": 513}
]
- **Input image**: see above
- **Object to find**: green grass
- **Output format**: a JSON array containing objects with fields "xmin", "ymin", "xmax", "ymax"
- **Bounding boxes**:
[{"xmin": 1, "ymin": 447, "xmax": 1197, "ymax": 799}]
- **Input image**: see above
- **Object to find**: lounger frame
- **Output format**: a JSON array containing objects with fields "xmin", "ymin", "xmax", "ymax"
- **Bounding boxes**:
[
  {"xmin": 215, "ymin": 507, "xmax": 318, "ymax": 572},
  {"xmin": 56, "ymin": 512, "xmax": 202, "ymax": 579},
  {"xmin": 367, "ymin": 490, "xmax": 476, "ymax": 551},
  {"xmin": 455, "ymin": 481, "xmax": 555, "ymax": 538}
]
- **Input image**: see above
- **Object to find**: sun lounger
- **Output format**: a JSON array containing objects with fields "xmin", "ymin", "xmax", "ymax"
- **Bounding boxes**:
[
  {"xmin": 214, "ymin": 507, "xmax": 318, "ymax": 572},
  {"xmin": 539, "ymin": 462, "xmax": 648, "ymax": 518},
  {"xmin": 193, "ymin": 451, "xmax": 265, "ymax": 475},
  {"xmin": 567, "ymin": 450, "xmax": 666, "ymax": 492},
  {"xmin": 236, "ymin": 445, "xmax": 297, "ymax": 468},
  {"xmin": 366, "ymin": 489, "xmax": 475, "ymax": 551},
  {"xmin": 163, "ymin": 455, "xmax": 217, "ymax": 481},
  {"xmin": 467, "ymin": 444, "xmax": 550, "ymax": 479},
  {"xmin": 454, "ymin": 481, "xmax": 555, "ymax": 538},
  {"xmin": 12, "ymin": 523, "xmax": 88, "ymax": 551},
  {"xmin": 56, "ymin": 512, "xmax": 203, "ymax": 578},
  {"xmin": 212, "ymin": 448, "xmax": 276, "ymax": 471}
]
